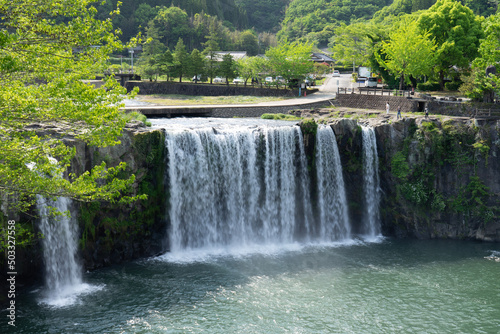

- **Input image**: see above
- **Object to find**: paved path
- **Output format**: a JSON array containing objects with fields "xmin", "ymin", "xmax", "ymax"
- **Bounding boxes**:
[{"xmin": 124, "ymin": 75, "xmax": 340, "ymax": 111}]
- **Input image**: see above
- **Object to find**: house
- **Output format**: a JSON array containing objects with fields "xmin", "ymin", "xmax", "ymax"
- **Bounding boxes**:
[
  {"xmin": 208, "ymin": 51, "xmax": 248, "ymax": 61},
  {"xmin": 310, "ymin": 52, "xmax": 334, "ymax": 66}
]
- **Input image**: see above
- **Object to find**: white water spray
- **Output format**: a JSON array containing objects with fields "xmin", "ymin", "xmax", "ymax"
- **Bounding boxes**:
[
  {"xmin": 37, "ymin": 196, "xmax": 91, "ymax": 305},
  {"xmin": 361, "ymin": 126, "xmax": 381, "ymax": 239},
  {"xmin": 165, "ymin": 122, "xmax": 352, "ymax": 254},
  {"xmin": 166, "ymin": 125, "xmax": 319, "ymax": 252},
  {"xmin": 315, "ymin": 125, "xmax": 351, "ymax": 240}
]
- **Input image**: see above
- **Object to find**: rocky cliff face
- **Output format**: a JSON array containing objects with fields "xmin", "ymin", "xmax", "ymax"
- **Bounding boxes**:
[
  {"xmin": 4, "ymin": 113, "xmax": 500, "ymax": 296},
  {"xmin": 327, "ymin": 115, "xmax": 500, "ymax": 242},
  {"xmin": 73, "ymin": 123, "xmax": 167, "ymax": 270},
  {"xmin": 58, "ymin": 115, "xmax": 500, "ymax": 269}
]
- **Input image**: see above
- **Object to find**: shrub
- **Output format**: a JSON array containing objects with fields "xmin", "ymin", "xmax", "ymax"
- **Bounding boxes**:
[
  {"xmin": 260, "ymin": 113, "xmax": 302, "ymax": 120},
  {"xmin": 445, "ymin": 81, "xmax": 462, "ymax": 91},
  {"xmin": 417, "ymin": 81, "xmax": 441, "ymax": 91}
]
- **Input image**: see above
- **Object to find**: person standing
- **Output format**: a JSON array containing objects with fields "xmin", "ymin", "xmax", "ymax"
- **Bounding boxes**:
[
  {"xmin": 397, "ymin": 106, "xmax": 401, "ymax": 119},
  {"xmin": 386, "ymin": 102, "xmax": 390, "ymax": 114},
  {"xmin": 425, "ymin": 106, "xmax": 429, "ymax": 118}
]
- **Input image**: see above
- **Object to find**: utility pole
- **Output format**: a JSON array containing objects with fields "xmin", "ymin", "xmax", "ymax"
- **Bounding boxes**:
[{"xmin": 129, "ymin": 50, "xmax": 134, "ymax": 73}]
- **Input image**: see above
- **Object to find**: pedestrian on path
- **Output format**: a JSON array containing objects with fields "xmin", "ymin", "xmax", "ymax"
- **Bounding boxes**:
[
  {"xmin": 386, "ymin": 102, "xmax": 390, "ymax": 114},
  {"xmin": 425, "ymin": 106, "xmax": 429, "ymax": 118},
  {"xmin": 397, "ymin": 106, "xmax": 401, "ymax": 119}
]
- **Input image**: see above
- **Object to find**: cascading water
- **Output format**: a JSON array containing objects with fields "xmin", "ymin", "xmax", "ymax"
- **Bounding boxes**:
[
  {"xmin": 37, "ymin": 196, "xmax": 97, "ymax": 306},
  {"xmin": 361, "ymin": 125, "xmax": 381, "ymax": 239},
  {"xmin": 37, "ymin": 196, "xmax": 81, "ymax": 300},
  {"xmin": 166, "ymin": 124, "xmax": 314, "ymax": 252},
  {"xmin": 163, "ymin": 119, "xmax": 352, "ymax": 254},
  {"xmin": 315, "ymin": 125, "xmax": 351, "ymax": 240}
]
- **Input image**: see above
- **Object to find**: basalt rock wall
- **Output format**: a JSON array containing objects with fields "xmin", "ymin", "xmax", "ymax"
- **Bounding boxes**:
[
  {"xmin": 4, "ymin": 113, "xmax": 500, "ymax": 301},
  {"xmin": 329, "ymin": 117, "xmax": 500, "ymax": 241}
]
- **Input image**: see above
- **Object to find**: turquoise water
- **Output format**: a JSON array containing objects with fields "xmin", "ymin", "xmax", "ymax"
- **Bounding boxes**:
[{"xmin": 5, "ymin": 239, "xmax": 500, "ymax": 333}]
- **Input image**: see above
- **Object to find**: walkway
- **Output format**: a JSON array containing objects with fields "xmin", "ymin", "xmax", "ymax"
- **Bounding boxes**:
[{"xmin": 123, "ymin": 76, "xmax": 337, "ymax": 117}]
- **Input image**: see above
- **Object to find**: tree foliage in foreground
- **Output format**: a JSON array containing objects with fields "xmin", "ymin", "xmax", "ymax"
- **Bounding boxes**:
[
  {"xmin": 0, "ymin": 0, "xmax": 145, "ymax": 216},
  {"xmin": 379, "ymin": 17, "xmax": 436, "ymax": 89}
]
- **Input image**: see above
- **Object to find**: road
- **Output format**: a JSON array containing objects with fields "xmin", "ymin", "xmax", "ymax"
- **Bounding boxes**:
[
  {"xmin": 124, "ymin": 74, "xmax": 357, "ymax": 110},
  {"xmin": 320, "ymin": 73, "xmax": 359, "ymax": 93}
]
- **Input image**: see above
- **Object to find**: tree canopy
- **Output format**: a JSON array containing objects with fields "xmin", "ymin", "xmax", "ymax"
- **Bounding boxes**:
[
  {"xmin": 0, "ymin": 0, "xmax": 144, "ymax": 215},
  {"xmin": 417, "ymin": 0, "xmax": 484, "ymax": 89},
  {"xmin": 277, "ymin": 0, "xmax": 391, "ymax": 46},
  {"xmin": 234, "ymin": 0, "xmax": 290, "ymax": 32},
  {"xmin": 265, "ymin": 41, "xmax": 314, "ymax": 85},
  {"xmin": 462, "ymin": 12, "xmax": 500, "ymax": 101},
  {"xmin": 379, "ymin": 17, "xmax": 436, "ymax": 89}
]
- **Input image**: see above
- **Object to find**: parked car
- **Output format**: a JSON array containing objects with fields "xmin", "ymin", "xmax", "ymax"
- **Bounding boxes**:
[
  {"xmin": 332, "ymin": 70, "xmax": 341, "ymax": 77},
  {"xmin": 191, "ymin": 75, "xmax": 206, "ymax": 82},
  {"xmin": 265, "ymin": 76, "xmax": 273, "ymax": 84},
  {"xmin": 305, "ymin": 77, "xmax": 315, "ymax": 87},
  {"xmin": 213, "ymin": 76, "xmax": 225, "ymax": 83},
  {"xmin": 365, "ymin": 77, "xmax": 378, "ymax": 87},
  {"xmin": 233, "ymin": 77, "xmax": 244, "ymax": 84}
]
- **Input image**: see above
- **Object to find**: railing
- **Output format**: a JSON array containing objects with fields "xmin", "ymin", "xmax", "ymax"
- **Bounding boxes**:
[
  {"xmin": 337, "ymin": 87, "xmax": 412, "ymax": 97},
  {"xmin": 472, "ymin": 108, "xmax": 500, "ymax": 117}
]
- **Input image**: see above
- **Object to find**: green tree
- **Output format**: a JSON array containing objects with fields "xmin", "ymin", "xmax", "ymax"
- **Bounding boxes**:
[
  {"xmin": 158, "ymin": 49, "xmax": 175, "ymax": 81},
  {"xmin": 188, "ymin": 48, "xmax": 206, "ymax": 82},
  {"xmin": 265, "ymin": 40, "xmax": 314, "ymax": 87},
  {"xmin": 278, "ymin": 0, "xmax": 389, "ymax": 45},
  {"xmin": 329, "ymin": 22, "xmax": 378, "ymax": 72},
  {"xmin": 137, "ymin": 27, "xmax": 166, "ymax": 81},
  {"xmin": 0, "ymin": 0, "xmax": 145, "ymax": 218},
  {"xmin": 462, "ymin": 13, "xmax": 500, "ymax": 101},
  {"xmin": 173, "ymin": 38, "xmax": 189, "ymax": 82},
  {"xmin": 463, "ymin": 0, "xmax": 498, "ymax": 17},
  {"xmin": 203, "ymin": 20, "xmax": 222, "ymax": 84},
  {"xmin": 235, "ymin": 0, "xmax": 289, "ymax": 32},
  {"xmin": 219, "ymin": 54, "xmax": 237, "ymax": 85},
  {"xmin": 379, "ymin": 17, "xmax": 436, "ymax": 90},
  {"xmin": 417, "ymin": 0, "xmax": 484, "ymax": 90},
  {"xmin": 134, "ymin": 3, "xmax": 158, "ymax": 34},
  {"xmin": 149, "ymin": 6, "xmax": 190, "ymax": 49},
  {"xmin": 238, "ymin": 30, "xmax": 260, "ymax": 56},
  {"xmin": 237, "ymin": 56, "xmax": 266, "ymax": 86}
]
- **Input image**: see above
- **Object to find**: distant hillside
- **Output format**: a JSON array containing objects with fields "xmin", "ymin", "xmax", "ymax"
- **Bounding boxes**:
[
  {"xmin": 98, "ymin": 0, "xmax": 247, "ymax": 42},
  {"xmin": 277, "ymin": 0, "xmax": 391, "ymax": 46},
  {"xmin": 98, "ymin": 0, "xmax": 498, "ymax": 47},
  {"xmin": 277, "ymin": 0, "xmax": 497, "ymax": 46},
  {"xmin": 234, "ymin": 0, "xmax": 291, "ymax": 32}
]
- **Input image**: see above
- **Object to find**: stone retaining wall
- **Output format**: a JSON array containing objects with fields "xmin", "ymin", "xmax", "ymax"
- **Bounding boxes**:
[
  {"xmin": 210, "ymin": 101, "xmax": 333, "ymax": 118},
  {"xmin": 336, "ymin": 93, "xmax": 500, "ymax": 117},
  {"xmin": 335, "ymin": 93, "xmax": 420, "ymax": 112},
  {"xmin": 125, "ymin": 81, "xmax": 318, "ymax": 97},
  {"xmin": 427, "ymin": 100, "xmax": 500, "ymax": 117}
]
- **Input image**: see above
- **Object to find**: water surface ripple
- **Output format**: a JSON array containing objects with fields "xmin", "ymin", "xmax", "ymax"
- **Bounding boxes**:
[{"xmin": 5, "ymin": 239, "xmax": 500, "ymax": 333}]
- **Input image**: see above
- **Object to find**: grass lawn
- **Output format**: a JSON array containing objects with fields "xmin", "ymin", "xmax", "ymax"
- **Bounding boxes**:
[{"xmin": 134, "ymin": 94, "xmax": 292, "ymax": 105}]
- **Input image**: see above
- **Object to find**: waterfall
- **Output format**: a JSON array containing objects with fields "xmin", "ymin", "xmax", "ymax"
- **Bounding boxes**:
[
  {"xmin": 315, "ymin": 125, "xmax": 351, "ymax": 240},
  {"xmin": 37, "ymin": 196, "xmax": 90, "ymax": 306},
  {"xmin": 361, "ymin": 126, "xmax": 381, "ymax": 239},
  {"xmin": 165, "ymin": 122, "xmax": 352, "ymax": 253},
  {"xmin": 166, "ymin": 125, "xmax": 316, "ymax": 252}
]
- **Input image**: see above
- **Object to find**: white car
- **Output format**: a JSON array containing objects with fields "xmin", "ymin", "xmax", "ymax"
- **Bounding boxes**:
[
  {"xmin": 265, "ymin": 76, "xmax": 273, "ymax": 84},
  {"xmin": 332, "ymin": 70, "xmax": 340, "ymax": 77},
  {"xmin": 365, "ymin": 77, "xmax": 378, "ymax": 87},
  {"xmin": 233, "ymin": 77, "xmax": 244, "ymax": 84},
  {"xmin": 213, "ymin": 77, "xmax": 225, "ymax": 83}
]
